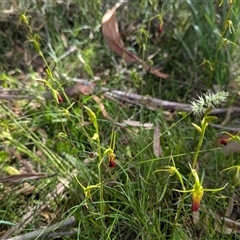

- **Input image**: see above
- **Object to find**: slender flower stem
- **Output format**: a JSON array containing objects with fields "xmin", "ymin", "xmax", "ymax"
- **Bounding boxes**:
[
  {"xmin": 208, "ymin": 2, "xmax": 233, "ymax": 86},
  {"xmin": 192, "ymin": 123, "xmax": 207, "ymax": 169},
  {"xmin": 83, "ymin": 106, "xmax": 106, "ymax": 231},
  {"xmin": 94, "ymin": 123, "xmax": 105, "ymax": 217},
  {"xmin": 96, "ymin": 128, "xmax": 106, "ymax": 235},
  {"xmin": 97, "ymin": 143, "xmax": 104, "ymax": 215},
  {"xmin": 170, "ymin": 193, "xmax": 186, "ymax": 239},
  {"xmin": 171, "ymin": 120, "xmax": 207, "ymax": 239}
]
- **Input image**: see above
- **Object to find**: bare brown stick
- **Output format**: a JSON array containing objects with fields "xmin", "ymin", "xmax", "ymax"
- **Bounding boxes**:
[
  {"xmin": 10, "ymin": 149, "xmax": 35, "ymax": 173},
  {"xmin": 0, "ymin": 173, "xmax": 56, "ymax": 184},
  {"xmin": 1, "ymin": 170, "xmax": 77, "ymax": 238},
  {"xmin": 0, "ymin": 94, "xmax": 34, "ymax": 100},
  {"xmin": 37, "ymin": 229, "xmax": 78, "ymax": 239},
  {"xmin": 209, "ymin": 209, "xmax": 240, "ymax": 234},
  {"xmin": 210, "ymin": 123, "xmax": 240, "ymax": 132},
  {"xmin": 2, "ymin": 78, "xmax": 240, "ymax": 116},
  {"xmin": 0, "ymin": 89, "xmax": 41, "ymax": 100},
  {"xmin": 3, "ymin": 217, "xmax": 76, "ymax": 240},
  {"xmin": 103, "ymin": 89, "xmax": 240, "ymax": 115},
  {"xmin": 65, "ymin": 77, "xmax": 240, "ymax": 115},
  {"xmin": 103, "ymin": 89, "xmax": 191, "ymax": 111}
]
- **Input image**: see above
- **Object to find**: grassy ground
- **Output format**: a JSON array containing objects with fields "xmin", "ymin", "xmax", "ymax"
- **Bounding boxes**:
[{"xmin": 0, "ymin": 0, "xmax": 240, "ymax": 239}]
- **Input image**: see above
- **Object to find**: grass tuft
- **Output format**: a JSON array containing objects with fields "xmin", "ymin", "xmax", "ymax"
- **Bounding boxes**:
[{"xmin": 0, "ymin": 0, "xmax": 240, "ymax": 239}]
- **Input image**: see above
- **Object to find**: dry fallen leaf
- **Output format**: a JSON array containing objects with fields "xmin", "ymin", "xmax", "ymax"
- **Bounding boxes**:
[
  {"xmin": 102, "ymin": 1, "xmax": 138, "ymax": 63},
  {"xmin": 153, "ymin": 123, "xmax": 163, "ymax": 157},
  {"xmin": 147, "ymin": 66, "xmax": 169, "ymax": 79},
  {"xmin": 65, "ymin": 82, "xmax": 95, "ymax": 97},
  {"xmin": 102, "ymin": 1, "xmax": 169, "ymax": 79},
  {"xmin": 93, "ymin": 95, "xmax": 113, "ymax": 121}
]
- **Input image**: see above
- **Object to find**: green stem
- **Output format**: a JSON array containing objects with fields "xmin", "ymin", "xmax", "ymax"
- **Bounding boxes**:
[
  {"xmin": 98, "ymin": 154, "xmax": 104, "ymax": 215},
  {"xmin": 96, "ymin": 132, "xmax": 104, "ymax": 209},
  {"xmin": 192, "ymin": 123, "xmax": 207, "ymax": 169},
  {"xmin": 208, "ymin": 3, "xmax": 233, "ymax": 86},
  {"xmin": 170, "ymin": 121, "xmax": 207, "ymax": 239},
  {"xmin": 96, "ymin": 135, "xmax": 105, "ymax": 232},
  {"xmin": 170, "ymin": 194, "xmax": 185, "ymax": 240}
]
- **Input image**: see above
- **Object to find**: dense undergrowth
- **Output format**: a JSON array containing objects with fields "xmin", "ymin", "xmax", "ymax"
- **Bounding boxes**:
[{"xmin": 0, "ymin": 0, "xmax": 240, "ymax": 239}]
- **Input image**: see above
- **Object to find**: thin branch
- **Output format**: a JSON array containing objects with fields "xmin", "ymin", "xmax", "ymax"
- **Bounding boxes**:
[
  {"xmin": 4, "ymin": 217, "xmax": 76, "ymax": 240},
  {"xmin": 210, "ymin": 123, "xmax": 240, "ymax": 132},
  {"xmin": 0, "ymin": 173, "xmax": 56, "ymax": 184},
  {"xmin": 0, "ymin": 94, "xmax": 34, "ymax": 100},
  {"xmin": 2, "ymin": 78, "xmax": 240, "ymax": 117},
  {"xmin": 38, "ymin": 229, "xmax": 78, "ymax": 239},
  {"xmin": 103, "ymin": 89, "xmax": 191, "ymax": 111},
  {"xmin": 65, "ymin": 77, "xmax": 240, "ymax": 115},
  {"xmin": 2, "ymin": 170, "xmax": 77, "ymax": 238},
  {"xmin": 10, "ymin": 149, "xmax": 35, "ymax": 173}
]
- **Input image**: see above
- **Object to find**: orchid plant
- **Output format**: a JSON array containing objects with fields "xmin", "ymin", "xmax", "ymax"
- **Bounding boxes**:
[{"xmin": 154, "ymin": 91, "xmax": 229, "ymax": 239}]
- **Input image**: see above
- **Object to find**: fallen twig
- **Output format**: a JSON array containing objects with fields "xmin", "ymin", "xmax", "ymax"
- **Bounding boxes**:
[
  {"xmin": 0, "ymin": 173, "xmax": 56, "ymax": 184},
  {"xmin": 64, "ymin": 77, "xmax": 240, "ymax": 115},
  {"xmin": 0, "ymin": 94, "xmax": 34, "ymax": 100},
  {"xmin": 210, "ymin": 123, "xmax": 240, "ymax": 132},
  {"xmin": 4, "ymin": 217, "xmax": 76, "ymax": 240},
  {"xmin": 209, "ymin": 209, "xmax": 240, "ymax": 235},
  {"xmin": 2, "ymin": 78, "xmax": 240, "ymax": 117},
  {"xmin": 0, "ymin": 89, "xmax": 42, "ymax": 100},
  {"xmin": 10, "ymin": 149, "xmax": 35, "ymax": 174},
  {"xmin": 1, "ymin": 171, "xmax": 77, "ymax": 239}
]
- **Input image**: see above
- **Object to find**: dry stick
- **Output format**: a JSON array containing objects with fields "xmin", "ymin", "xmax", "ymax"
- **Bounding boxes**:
[
  {"xmin": 209, "ymin": 209, "xmax": 240, "ymax": 234},
  {"xmin": 4, "ymin": 217, "xmax": 76, "ymax": 240},
  {"xmin": 103, "ymin": 89, "xmax": 240, "ymax": 115},
  {"xmin": 66, "ymin": 77, "xmax": 240, "ymax": 115},
  {"xmin": 0, "ymin": 94, "xmax": 34, "ymax": 99},
  {"xmin": 103, "ymin": 89, "xmax": 191, "ymax": 111},
  {"xmin": 1, "ymin": 171, "xmax": 77, "ymax": 239},
  {"xmin": 10, "ymin": 149, "xmax": 35, "ymax": 173},
  {"xmin": 210, "ymin": 123, "xmax": 240, "ymax": 132},
  {"xmin": 1, "ymin": 78, "xmax": 240, "ymax": 116},
  {"xmin": 0, "ymin": 173, "xmax": 56, "ymax": 184},
  {"xmin": 37, "ymin": 229, "xmax": 78, "ymax": 239}
]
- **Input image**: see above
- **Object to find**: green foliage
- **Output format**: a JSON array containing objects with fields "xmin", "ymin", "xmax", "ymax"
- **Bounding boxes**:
[{"xmin": 0, "ymin": 0, "xmax": 240, "ymax": 239}]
